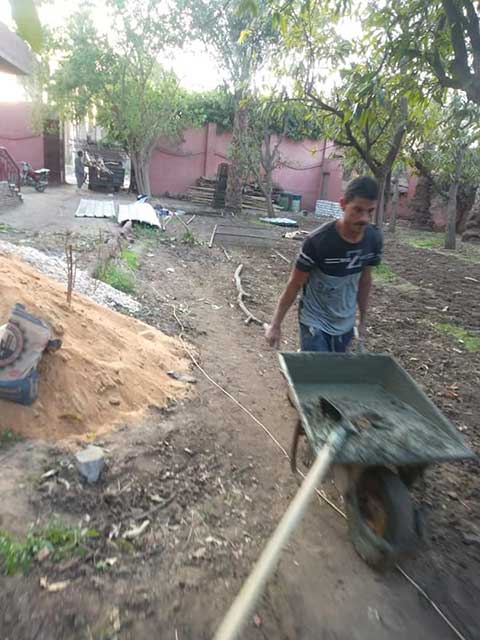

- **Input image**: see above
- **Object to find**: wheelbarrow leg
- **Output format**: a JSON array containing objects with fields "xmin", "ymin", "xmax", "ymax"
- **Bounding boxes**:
[{"xmin": 290, "ymin": 419, "xmax": 303, "ymax": 475}]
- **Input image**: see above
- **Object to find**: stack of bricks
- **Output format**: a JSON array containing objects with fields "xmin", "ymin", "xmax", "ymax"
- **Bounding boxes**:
[
  {"xmin": 0, "ymin": 181, "xmax": 22, "ymax": 208},
  {"xmin": 314, "ymin": 199, "xmax": 342, "ymax": 219}
]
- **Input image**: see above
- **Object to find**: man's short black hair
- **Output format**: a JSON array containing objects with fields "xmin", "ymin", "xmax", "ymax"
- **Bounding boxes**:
[
  {"xmin": 344, "ymin": 176, "xmax": 378, "ymax": 202},
  {"xmin": 77, "ymin": 150, "xmax": 83, "ymax": 156}
]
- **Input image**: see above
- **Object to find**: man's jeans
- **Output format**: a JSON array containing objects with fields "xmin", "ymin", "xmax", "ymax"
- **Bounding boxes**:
[{"xmin": 299, "ymin": 323, "xmax": 354, "ymax": 353}]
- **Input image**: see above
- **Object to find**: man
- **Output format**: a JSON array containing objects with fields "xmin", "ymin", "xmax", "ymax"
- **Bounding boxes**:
[
  {"xmin": 265, "ymin": 176, "xmax": 382, "ymax": 352},
  {"xmin": 74, "ymin": 150, "xmax": 85, "ymax": 191}
]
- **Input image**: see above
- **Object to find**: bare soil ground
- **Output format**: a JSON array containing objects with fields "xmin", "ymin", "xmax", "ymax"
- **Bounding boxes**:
[{"xmin": 0, "ymin": 190, "xmax": 479, "ymax": 640}]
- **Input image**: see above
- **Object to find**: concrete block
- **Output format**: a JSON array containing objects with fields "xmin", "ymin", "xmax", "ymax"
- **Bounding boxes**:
[{"xmin": 75, "ymin": 445, "xmax": 105, "ymax": 483}]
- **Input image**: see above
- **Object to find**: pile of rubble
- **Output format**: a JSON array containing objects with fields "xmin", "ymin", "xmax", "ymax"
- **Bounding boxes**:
[{"xmin": 0, "ymin": 240, "xmax": 139, "ymax": 312}]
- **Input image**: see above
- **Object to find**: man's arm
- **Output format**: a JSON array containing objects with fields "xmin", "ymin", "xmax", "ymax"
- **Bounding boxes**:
[
  {"xmin": 357, "ymin": 266, "xmax": 373, "ymax": 339},
  {"xmin": 265, "ymin": 267, "xmax": 310, "ymax": 348}
]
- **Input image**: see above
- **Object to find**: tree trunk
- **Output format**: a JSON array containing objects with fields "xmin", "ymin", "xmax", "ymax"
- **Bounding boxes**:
[
  {"xmin": 265, "ymin": 172, "xmax": 275, "ymax": 217},
  {"xmin": 256, "ymin": 169, "xmax": 275, "ymax": 217},
  {"xmin": 389, "ymin": 176, "xmax": 399, "ymax": 233},
  {"xmin": 445, "ymin": 146, "xmax": 465, "ymax": 250},
  {"xmin": 445, "ymin": 180, "xmax": 459, "ymax": 249},
  {"xmin": 374, "ymin": 173, "xmax": 386, "ymax": 228},
  {"xmin": 410, "ymin": 174, "xmax": 433, "ymax": 228},
  {"xmin": 456, "ymin": 185, "xmax": 476, "ymax": 233},
  {"xmin": 383, "ymin": 171, "xmax": 391, "ymax": 221},
  {"xmin": 462, "ymin": 186, "xmax": 480, "ymax": 243},
  {"xmin": 131, "ymin": 149, "xmax": 151, "ymax": 196},
  {"xmin": 225, "ymin": 104, "xmax": 247, "ymax": 213}
]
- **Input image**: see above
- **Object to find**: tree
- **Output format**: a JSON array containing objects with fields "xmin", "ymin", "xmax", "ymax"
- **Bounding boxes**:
[
  {"xmin": 47, "ymin": 2, "xmax": 190, "ymax": 195},
  {"xmin": 404, "ymin": 95, "xmax": 480, "ymax": 247},
  {"xmin": 463, "ymin": 187, "xmax": 480, "ymax": 242},
  {"xmin": 237, "ymin": 98, "xmax": 287, "ymax": 216},
  {"xmin": 176, "ymin": 0, "xmax": 278, "ymax": 212},
  {"xmin": 247, "ymin": 1, "xmax": 480, "ymax": 105},
  {"xmin": 271, "ymin": 0, "xmax": 415, "ymax": 227},
  {"xmin": 369, "ymin": 1, "xmax": 480, "ymax": 106}
]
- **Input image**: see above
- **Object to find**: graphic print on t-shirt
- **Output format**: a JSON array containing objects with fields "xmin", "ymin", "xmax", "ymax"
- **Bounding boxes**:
[{"xmin": 295, "ymin": 221, "xmax": 383, "ymax": 335}]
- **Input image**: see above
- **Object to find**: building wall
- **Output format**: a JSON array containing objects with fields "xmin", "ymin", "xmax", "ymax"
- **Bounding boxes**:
[
  {"xmin": 0, "ymin": 105, "xmax": 436, "ymax": 219},
  {"xmin": 0, "ymin": 102, "xmax": 44, "ymax": 169},
  {"xmin": 149, "ymin": 124, "xmax": 344, "ymax": 210}
]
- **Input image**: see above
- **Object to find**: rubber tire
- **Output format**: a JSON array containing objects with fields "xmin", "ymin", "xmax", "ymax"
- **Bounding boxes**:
[
  {"xmin": 35, "ymin": 183, "xmax": 46, "ymax": 192},
  {"xmin": 345, "ymin": 467, "xmax": 417, "ymax": 569}
]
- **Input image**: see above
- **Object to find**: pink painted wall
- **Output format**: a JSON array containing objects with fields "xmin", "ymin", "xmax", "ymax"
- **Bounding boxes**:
[
  {"xmin": 0, "ymin": 102, "xmax": 44, "ymax": 169},
  {"xmin": 149, "ymin": 125, "xmax": 344, "ymax": 210}
]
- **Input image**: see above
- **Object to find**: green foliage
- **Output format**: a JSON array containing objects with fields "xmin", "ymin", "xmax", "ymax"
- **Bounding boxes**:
[
  {"xmin": 0, "ymin": 522, "xmax": 98, "ymax": 575},
  {"xmin": 405, "ymin": 94, "xmax": 480, "ymax": 193},
  {"xmin": 182, "ymin": 230, "xmax": 196, "ymax": 246},
  {"xmin": 181, "ymin": 89, "xmax": 325, "ymax": 139},
  {"xmin": 260, "ymin": 1, "xmax": 418, "ymax": 203},
  {"xmin": 97, "ymin": 262, "xmax": 136, "ymax": 294},
  {"xmin": 181, "ymin": 88, "xmax": 236, "ymax": 132},
  {"xmin": 120, "ymin": 249, "xmax": 139, "ymax": 271},
  {"xmin": 134, "ymin": 226, "xmax": 165, "ymax": 244},
  {"xmin": 177, "ymin": 0, "xmax": 278, "ymax": 96},
  {"xmin": 244, "ymin": 0, "xmax": 480, "ymax": 105},
  {"xmin": 404, "ymin": 233, "xmax": 444, "ymax": 250},
  {"xmin": 373, "ymin": 263, "xmax": 396, "ymax": 283},
  {"xmin": 0, "ymin": 429, "xmax": 23, "ymax": 449},
  {"xmin": 367, "ymin": 0, "xmax": 480, "ymax": 106},
  {"xmin": 45, "ymin": 3, "xmax": 191, "ymax": 193},
  {"xmin": 435, "ymin": 323, "xmax": 480, "ymax": 352},
  {"xmin": 9, "ymin": 0, "xmax": 43, "ymax": 52}
]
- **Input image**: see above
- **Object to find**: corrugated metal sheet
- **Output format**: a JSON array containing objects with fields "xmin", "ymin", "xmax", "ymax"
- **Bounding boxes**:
[{"xmin": 75, "ymin": 199, "xmax": 116, "ymax": 218}]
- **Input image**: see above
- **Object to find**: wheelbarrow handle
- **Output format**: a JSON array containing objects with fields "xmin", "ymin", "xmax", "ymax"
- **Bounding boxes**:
[{"xmin": 213, "ymin": 426, "xmax": 350, "ymax": 640}]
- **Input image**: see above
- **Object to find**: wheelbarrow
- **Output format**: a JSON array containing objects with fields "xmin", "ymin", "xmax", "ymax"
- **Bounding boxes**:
[
  {"xmin": 213, "ymin": 352, "xmax": 475, "ymax": 640},
  {"xmin": 279, "ymin": 351, "xmax": 475, "ymax": 568}
]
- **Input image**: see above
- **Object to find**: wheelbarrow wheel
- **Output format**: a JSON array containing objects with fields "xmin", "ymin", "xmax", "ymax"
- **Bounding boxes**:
[{"xmin": 346, "ymin": 467, "xmax": 417, "ymax": 569}]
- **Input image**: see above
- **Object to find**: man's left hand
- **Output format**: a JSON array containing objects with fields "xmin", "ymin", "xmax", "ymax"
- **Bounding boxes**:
[{"xmin": 358, "ymin": 320, "xmax": 367, "ymax": 340}]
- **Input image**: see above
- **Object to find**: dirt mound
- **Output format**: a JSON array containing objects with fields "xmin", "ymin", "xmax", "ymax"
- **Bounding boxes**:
[{"xmin": 0, "ymin": 251, "xmax": 189, "ymax": 442}]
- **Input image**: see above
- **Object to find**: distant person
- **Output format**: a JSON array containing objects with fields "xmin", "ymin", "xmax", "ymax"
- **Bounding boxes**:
[
  {"xmin": 74, "ymin": 150, "xmax": 85, "ymax": 191},
  {"xmin": 265, "ymin": 176, "xmax": 383, "ymax": 353}
]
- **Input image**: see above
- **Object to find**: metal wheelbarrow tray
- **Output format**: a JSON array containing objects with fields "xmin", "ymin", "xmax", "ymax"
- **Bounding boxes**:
[{"xmin": 279, "ymin": 352, "xmax": 475, "ymax": 567}]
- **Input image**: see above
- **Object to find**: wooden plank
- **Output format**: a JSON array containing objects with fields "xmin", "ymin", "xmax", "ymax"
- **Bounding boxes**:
[{"xmin": 208, "ymin": 224, "xmax": 218, "ymax": 248}]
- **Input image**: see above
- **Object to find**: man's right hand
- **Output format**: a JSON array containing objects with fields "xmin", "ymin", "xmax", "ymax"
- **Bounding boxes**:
[{"xmin": 264, "ymin": 323, "xmax": 281, "ymax": 349}]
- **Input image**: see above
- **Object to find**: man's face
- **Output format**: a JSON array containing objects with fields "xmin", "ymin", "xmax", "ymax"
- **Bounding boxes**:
[{"xmin": 340, "ymin": 196, "xmax": 376, "ymax": 231}]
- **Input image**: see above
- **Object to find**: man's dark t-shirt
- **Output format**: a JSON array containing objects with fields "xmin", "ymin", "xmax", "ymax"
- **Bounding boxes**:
[{"xmin": 295, "ymin": 221, "xmax": 383, "ymax": 335}]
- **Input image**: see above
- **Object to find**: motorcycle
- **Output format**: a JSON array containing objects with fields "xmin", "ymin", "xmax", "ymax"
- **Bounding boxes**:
[{"xmin": 20, "ymin": 161, "xmax": 50, "ymax": 192}]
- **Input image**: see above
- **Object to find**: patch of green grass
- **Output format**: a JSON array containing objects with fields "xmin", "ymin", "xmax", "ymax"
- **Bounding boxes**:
[
  {"xmin": 373, "ymin": 263, "xmax": 397, "ymax": 283},
  {"xmin": 0, "ymin": 522, "xmax": 99, "ymax": 575},
  {"xmin": 403, "ymin": 231, "xmax": 445, "ymax": 249},
  {"xmin": 408, "ymin": 235, "xmax": 444, "ymax": 249},
  {"xmin": 97, "ymin": 262, "xmax": 135, "ymax": 294},
  {"xmin": 120, "ymin": 248, "xmax": 139, "ymax": 270},
  {"xmin": 434, "ymin": 323, "xmax": 480, "ymax": 352},
  {"xmin": 134, "ymin": 225, "xmax": 165, "ymax": 242},
  {"xmin": 182, "ymin": 229, "xmax": 196, "ymax": 246},
  {"xmin": 0, "ymin": 428, "xmax": 23, "ymax": 449}
]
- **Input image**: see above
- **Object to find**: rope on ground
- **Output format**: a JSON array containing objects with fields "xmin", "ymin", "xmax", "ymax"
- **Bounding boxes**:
[
  {"xmin": 395, "ymin": 566, "xmax": 467, "ymax": 640},
  {"xmin": 166, "ymin": 304, "xmax": 468, "ymax": 640}
]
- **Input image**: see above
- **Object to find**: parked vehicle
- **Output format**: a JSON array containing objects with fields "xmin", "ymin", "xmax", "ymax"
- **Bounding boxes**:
[{"xmin": 20, "ymin": 161, "xmax": 50, "ymax": 192}]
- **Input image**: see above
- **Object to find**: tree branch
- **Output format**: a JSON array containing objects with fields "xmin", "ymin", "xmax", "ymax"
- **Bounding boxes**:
[
  {"xmin": 462, "ymin": 0, "xmax": 480, "ymax": 76},
  {"xmin": 344, "ymin": 122, "xmax": 381, "ymax": 173},
  {"xmin": 442, "ymin": 0, "xmax": 477, "ymax": 93}
]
